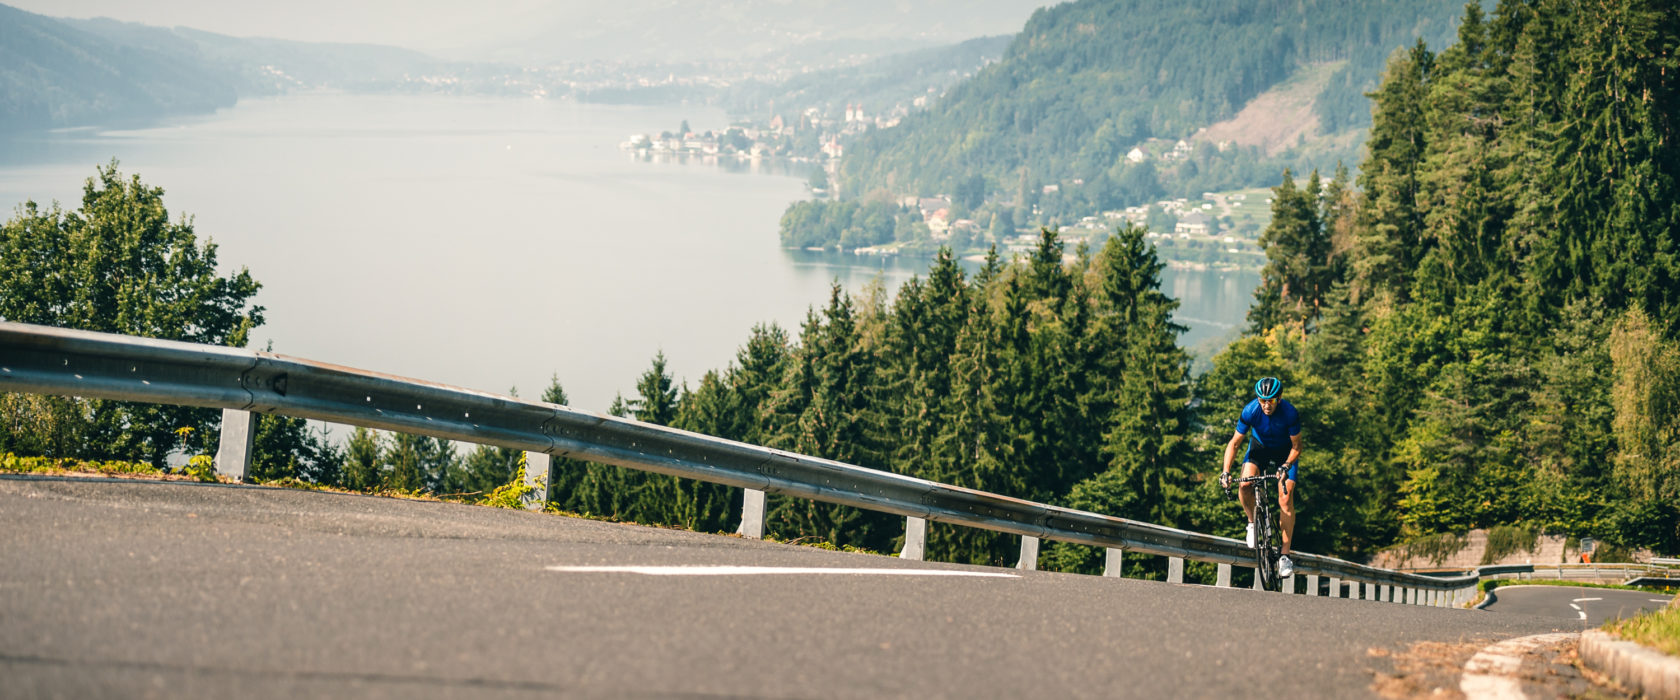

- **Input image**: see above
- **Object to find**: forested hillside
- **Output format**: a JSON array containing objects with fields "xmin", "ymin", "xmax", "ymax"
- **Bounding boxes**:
[
  {"xmin": 1229, "ymin": 0, "xmax": 1680, "ymax": 555},
  {"xmin": 0, "ymin": 4, "xmax": 240, "ymax": 132},
  {"xmin": 0, "ymin": 3, "xmax": 447, "ymax": 133},
  {"xmin": 836, "ymin": 0, "xmax": 1467, "ymax": 203}
]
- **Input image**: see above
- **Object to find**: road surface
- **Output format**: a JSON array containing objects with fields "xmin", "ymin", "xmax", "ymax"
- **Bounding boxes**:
[{"xmin": 2, "ymin": 476, "xmax": 1579, "ymax": 698}]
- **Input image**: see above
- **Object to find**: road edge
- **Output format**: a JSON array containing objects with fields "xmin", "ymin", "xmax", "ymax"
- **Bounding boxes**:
[{"xmin": 1578, "ymin": 629, "xmax": 1680, "ymax": 700}]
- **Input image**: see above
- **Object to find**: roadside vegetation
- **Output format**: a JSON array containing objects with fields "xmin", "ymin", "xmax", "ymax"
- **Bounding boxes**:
[{"xmin": 1607, "ymin": 602, "xmax": 1680, "ymax": 657}]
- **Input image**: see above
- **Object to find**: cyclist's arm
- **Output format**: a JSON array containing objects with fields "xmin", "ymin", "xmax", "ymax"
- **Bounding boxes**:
[
  {"xmin": 1284, "ymin": 433, "xmax": 1302, "ymax": 466},
  {"xmin": 1221, "ymin": 431, "xmax": 1245, "ymax": 477}
]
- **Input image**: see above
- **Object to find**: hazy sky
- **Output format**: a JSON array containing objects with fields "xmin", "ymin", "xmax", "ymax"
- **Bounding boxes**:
[
  {"xmin": 7, "ymin": 0, "xmax": 550, "ymax": 52},
  {"xmin": 9, "ymin": 1, "xmax": 1055, "ymax": 61}
]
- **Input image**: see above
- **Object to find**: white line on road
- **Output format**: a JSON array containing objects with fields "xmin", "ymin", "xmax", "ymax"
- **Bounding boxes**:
[
  {"xmin": 1577, "ymin": 611, "xmax": 1587, "ymax": 620},
  {"xmin": 545, "ymin": 565, "xmax": 1021, "ymax": 578},
  {"xmin": 1461, "ymin": 632, "xmax": 1577, "ymax": 700},
  {"xmin": 1652, "ymin": 599, "xmax": 1672, "ymax": 603},
  {"xmin": 1569, "ymin": 603, "xmax": 1581, "ymax": 610},
  {"xmin": 1572, "ymin": 597, "xmax": 1602, "ymax": 602}
]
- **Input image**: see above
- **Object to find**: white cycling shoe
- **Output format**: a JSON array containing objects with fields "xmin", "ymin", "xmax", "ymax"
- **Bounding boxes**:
[
  {"xmin": 1277, "ymin": 555, "xmax": 1294, "ymax": 578},
  {"xmin": 1245, "ymin": 522, "xmax": 1256, "ymax": 548}
]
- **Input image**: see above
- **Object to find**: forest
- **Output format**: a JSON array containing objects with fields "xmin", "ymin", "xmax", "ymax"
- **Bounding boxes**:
[
  {"xmin": 832, "ymin": 0, "xmax": 1467, "ymax": 207},
  {"xmin": 2, "ymin": 0, "xmax": 1676, "ymax": 570}
]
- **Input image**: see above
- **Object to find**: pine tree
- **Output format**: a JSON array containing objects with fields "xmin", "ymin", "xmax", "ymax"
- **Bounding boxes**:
[
  {"xmin": 1353, "ymin": 41, "xmax": 1435, "ymax": 305},
  {"xmin": 343, "ymin": 427, "xmax": 383, "ymax": 491}
]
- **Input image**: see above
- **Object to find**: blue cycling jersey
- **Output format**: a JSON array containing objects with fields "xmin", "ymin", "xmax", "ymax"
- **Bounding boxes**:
[{"xmin": 1236, "ymin": 397, "xmax": 1300, "ymax": 465}]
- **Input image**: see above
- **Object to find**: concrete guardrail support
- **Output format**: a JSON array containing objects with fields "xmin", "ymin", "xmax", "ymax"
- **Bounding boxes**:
[
  {"xmin": 1284, "ymin": 574, "xmax": 1295, "ymax": 594},
  {"xmin": 214, "ymin": 408, "xmax": 257, "ymax": 482},
  {"xmin": 1216, "ymin": 563, "xmax": 1232, "ymax": 587},
  {"xmin": 739, "ymin": 489, "xmax": 765, "ymax": 539},
  {"xmin": 522, "ymin": 452, "xmax": 553, "ymax": 510},
  {"xmin": 1018, "ymin": 536, "xmax": 1039, "ymax": 571},
  {"xmin": 901, "ymin": 517, "xmax": 926, "ymax": 560},
  {"xmin": 1306, "ymin": 574, "xmax": 1319, "ymax": 596},
  {"xmin": 1104, "ymin": 548, "xmax": 1124, "ymax": 578},
  {"xmin": 1168, "ymin": 557, "xmax": 1184, "ymax": 584},
  {"xmin": 1329, "ymin": 576, "xmax": 1341, "ymax": 598}
]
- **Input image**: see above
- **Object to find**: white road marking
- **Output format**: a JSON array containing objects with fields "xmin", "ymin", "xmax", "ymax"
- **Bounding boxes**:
[
  {"xmin": 1568, "ymin": 603, "xmax": 1581, "ymax": 610},
  {"xmin": 1460, "ymin": 632, "xmax": 1577, "ymax": 700},
  {"xmin": 545, "ymin": 565, "xmax": 1020, "ymax": 578},
  {"xmin": 1572, "ymin": 597, "xmax": 1601, "ymax": 602},
  {"xmin": 1652, "ymin": 599, "xmax": 1672, "ymax": 603},
  {"xmin": 1577, "ymin": 611, "xmax": 1587, "ymax": 620}
]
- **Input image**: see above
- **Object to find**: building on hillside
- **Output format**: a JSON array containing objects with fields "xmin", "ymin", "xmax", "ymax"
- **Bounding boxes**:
[
  {"xmin": 1126, "ymin": 147, "xmax": 1147, "ymax": 163},
  {"xmin": 927, "ymin": 208, "xmax": 952, "ymax": 239},
  {"xmin": 1176, "ymin": 211, "xmax": 1212, "ymax": 235}
]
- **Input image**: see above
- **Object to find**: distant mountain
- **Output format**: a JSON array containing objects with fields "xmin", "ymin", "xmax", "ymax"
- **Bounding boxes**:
[
  {"xmin": 723, "ymin": 35, "xmax": 1014, "ymax": 123},
  {"xmin": 462, "ymin": 0, "xmax": 1051, "ymax": 65},
  {"xmin": 0, "ymin": 3, "xmax": 453, "ymax": 133},
  {"xmin": 836, "ymin": 0, "xmax": 1469, "ymax": 204},
  {"xmin": 0, "ymin": 3, "xmax": 239, "ymax": 132}
]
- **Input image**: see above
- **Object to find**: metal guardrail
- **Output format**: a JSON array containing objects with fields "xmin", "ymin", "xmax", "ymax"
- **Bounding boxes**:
[{"xmin": 0, "ymin": 322, "xmax": 1480, "ymax": 603}]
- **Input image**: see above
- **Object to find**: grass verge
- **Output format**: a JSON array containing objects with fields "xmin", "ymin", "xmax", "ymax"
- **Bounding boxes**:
[{"xmin": 1606, "ymin": 601, "xmax": 1680, "ymax": 657}]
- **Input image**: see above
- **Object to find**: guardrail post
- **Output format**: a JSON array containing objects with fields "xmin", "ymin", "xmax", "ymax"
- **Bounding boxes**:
[
  {"xmin": 1329, "ymin": 577, "xmax": 1341, "ymax": 598},
  {"xmin": 1365, "ymin": 582, "xmax": 1377, "ymax": 601},
  {"xmin": 522, "ymin": 452, "xmax": 552, "ymax": 510},
  {"xmin": 900, "ymin": 517, "xmax": 926, "ymax": 560},
  {"xmin": 738, "ymin": 489, "xmax": 765, "ymax": 539},
  {"xmin": 214, "ymin": 408, "xmax": 257, "ymax": 482},
  {"xmin": 1252, "ymin": 569, "xmax": 1263, "ymax": 590},
  {"xmin": 1167, "ymin": 557, "xmax": 1184, "ymax": 584},
  {"xmin": 1103, "ymin": 547, "xmax": 1124, "ymax": 578},
  {"xmin": 1018, "ymin": 536, "xmax": 1039, "ymax": 571},
  {"xmin": 1216, "ymin": 563, "xmax": 1232, "ymax": 587},
  {"xmin": 1306, "ymin": 574, "xmax": 1319, "ymax": 596},
  {"xmin": 1284, "ymin": 574, "xmax": 1295, "ymax": 594}
]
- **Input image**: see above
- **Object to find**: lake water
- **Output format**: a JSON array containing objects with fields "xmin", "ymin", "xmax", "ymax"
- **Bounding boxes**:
[{"xmin": 0, "ymin": 94, "xmax": 1257, "ymax": 412}]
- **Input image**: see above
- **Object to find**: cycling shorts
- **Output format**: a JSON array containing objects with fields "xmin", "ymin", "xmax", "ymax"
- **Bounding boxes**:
[{"xmin": 1244, "ymin": 448, "xmax": 1299, "ymax": 485}]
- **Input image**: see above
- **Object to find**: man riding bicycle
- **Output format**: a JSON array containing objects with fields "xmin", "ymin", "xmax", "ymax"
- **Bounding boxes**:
[{"xmin": 1219, "ymin": 377, "xmax": 1302, "ymax": 578}]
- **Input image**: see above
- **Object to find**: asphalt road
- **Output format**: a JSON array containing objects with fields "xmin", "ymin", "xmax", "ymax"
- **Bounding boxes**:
[
  {"xmin": 1482, "ymin": 584, "xmax": 1672, "ymax": 626},
  {"xmin": 1, "ymin": 476, "xmax": 1578, "ymax": 699}
]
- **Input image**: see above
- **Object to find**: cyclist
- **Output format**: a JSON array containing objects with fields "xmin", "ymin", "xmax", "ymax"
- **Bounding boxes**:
[{"xmin": 1219, "ymin": 377, "xmax": 1302, "ymax": 578}]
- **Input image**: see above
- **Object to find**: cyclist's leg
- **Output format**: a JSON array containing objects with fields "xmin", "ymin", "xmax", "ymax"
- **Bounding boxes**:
[
  {"xmin": 1238, "ymin": 461, "xmax": 1259, "ymax": 522},
  {"xmin": 1279, "ymin": 461, "xmax": 1299, "ymax": 555}
]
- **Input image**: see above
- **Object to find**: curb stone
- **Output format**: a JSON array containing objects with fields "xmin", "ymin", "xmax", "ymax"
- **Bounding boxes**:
[{"xmin": 1579, "ymin": 629, "xmax": 1679, "ymax": 700}]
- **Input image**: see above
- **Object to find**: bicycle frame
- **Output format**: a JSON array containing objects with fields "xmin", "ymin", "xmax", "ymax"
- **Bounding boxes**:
[{"xmin": 1237, "ymin": 470, "xmax": 1285, "ymax": 591}]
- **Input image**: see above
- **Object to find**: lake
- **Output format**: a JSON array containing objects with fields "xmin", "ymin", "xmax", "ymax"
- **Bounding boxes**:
[{"xmin": 0, "ymin": 94, "xmax": 1257, "ymax": 413}]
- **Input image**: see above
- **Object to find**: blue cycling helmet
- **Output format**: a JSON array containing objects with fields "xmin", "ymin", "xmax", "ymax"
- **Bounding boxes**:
[{"xmin": 1254, "ymin": 376, "xmax": 1282, "ymax": 400}]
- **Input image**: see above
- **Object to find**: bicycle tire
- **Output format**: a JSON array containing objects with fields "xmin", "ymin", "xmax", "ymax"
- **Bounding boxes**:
[
  {"xmin": 1255, "ymin": 539, "xmax": 1278, "ymax": 591},
  {"xmin": 1252, "ymin": 501, "xmax": 1277, "ymax": 591}
]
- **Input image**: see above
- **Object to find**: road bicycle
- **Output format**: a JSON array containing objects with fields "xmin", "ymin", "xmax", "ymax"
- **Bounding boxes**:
[{"xmin": 1224, "ymin": 469, "xmax": 1286, "ymax": 592}]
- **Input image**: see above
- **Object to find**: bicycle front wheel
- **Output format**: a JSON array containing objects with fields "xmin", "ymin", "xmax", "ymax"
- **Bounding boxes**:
[{"xmin": 1255, "ymin": 540, "xmax": 1278, "ymax": 591}]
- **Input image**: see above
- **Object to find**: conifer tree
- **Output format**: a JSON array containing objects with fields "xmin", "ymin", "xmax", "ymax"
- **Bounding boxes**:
[
  {"xmin": 343, "ymin": 427, "xmax": 383, "ymax": 491},
  {"xmin": 1353, "ymin": 41, "xmax": 1434, "ymax": 304}
]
